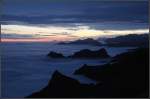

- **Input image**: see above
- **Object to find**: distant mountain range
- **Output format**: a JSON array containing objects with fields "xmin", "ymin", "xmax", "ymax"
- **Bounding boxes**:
[
  {"xmin": 58, "ymin": 38, "xmax": 102, "ymax": 46},
  {"xmin": 47, "ymin": 48, "xmax": 110, "ymax": 59},
  {"xmin": 104, "ymin": 34, "xmax": 149, "ymax": 47},
  {"xmin": 58, "ymin": 34, "xmax": 149, "ymax": 47}
]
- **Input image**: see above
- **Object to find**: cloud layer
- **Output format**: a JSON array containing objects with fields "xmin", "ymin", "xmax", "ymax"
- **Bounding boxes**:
[
  {"xmin": 1, "ymin": 0, "xmax": 148, "ymax": 42},
  {"xmin": 2, "ymin": 0, "xmax": 148, "ymax": 23}
]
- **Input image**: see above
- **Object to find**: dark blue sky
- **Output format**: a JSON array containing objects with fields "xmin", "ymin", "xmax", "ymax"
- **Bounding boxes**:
[
  {"xmin": 2, "ymin": 0, "xmax": 148, "ymax": 23},
  {"xmin": 1, "ymin": 0, "xmax": 149, "ymax": 41}
]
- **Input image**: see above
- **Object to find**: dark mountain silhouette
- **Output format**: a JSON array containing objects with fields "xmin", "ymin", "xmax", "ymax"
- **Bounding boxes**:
[
  {"xmin": 47, "ymin": 48, "xmax": 110, "ymax": 59},
  {"xmin": 47, "ymin": 51, "xmax": 65, "ymax": 58},
  {"xmin": 68, "ymin": 48, "xmax": 110, "ymax": 58},
  {"xmin": 58, "ymin": 38, "xmax": 102, "ymax": 46},
  {"xmin": 104, "ymin": 34, "xmax": 149, "ymax": 47},
  {"xmin": 74, "ymin": 48, "xmax": 149, "ymax": 97},
  {"xmin": 26, "ymin": 70, "xmax": 95, "ymax": 98},
  {"xmin": 27, "ymin": 48, "xmax": 148, "ymax": 98}
]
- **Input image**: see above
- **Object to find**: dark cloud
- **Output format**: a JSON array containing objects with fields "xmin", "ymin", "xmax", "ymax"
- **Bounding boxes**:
[
  {"xmin": 2, "ymin": 0, "xmax": 148, "ymax": 23},
  {"xmin": 83, "ymin": 22, "xmax": 149, "ymax": 30}
]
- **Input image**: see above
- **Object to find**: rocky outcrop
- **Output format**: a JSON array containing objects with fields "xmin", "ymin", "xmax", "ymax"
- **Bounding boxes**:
[
  {"xmin": 47, "ymin": 51, "xmax": 65, "ymax": 58},
  {"xmin": 74, "ymin": 48, "xmax": 149, "ymax": 97},
  {"xmin": 69, "ymin": 48, "xmax": 110, "ymax": 58},
  {"xmin": 47, "ymin": 48, "xmax": 110, "ymax": 59},
  {"xmin": 29, "ymin": 48, "xmax": 148, "ymax": 98},
  {"xmin": 26, "ymin": 71, "xmax": 95, "ymax": 98}
]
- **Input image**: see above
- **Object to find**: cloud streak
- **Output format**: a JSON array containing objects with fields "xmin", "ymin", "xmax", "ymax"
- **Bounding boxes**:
[{"xmin": 1, "ymin": 22, "xmax": 148, "ymax": 42}]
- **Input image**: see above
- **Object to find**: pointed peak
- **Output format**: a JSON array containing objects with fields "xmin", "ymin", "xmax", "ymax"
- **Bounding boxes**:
[{"xmin": 53, "ymin": 70, "xmax": 61, "ymax": 76}]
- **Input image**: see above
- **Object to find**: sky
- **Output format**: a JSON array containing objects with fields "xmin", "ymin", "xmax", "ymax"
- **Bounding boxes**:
[{"xmin": 1, "ymin": 0, "xmax": 149, "ymax": 42}]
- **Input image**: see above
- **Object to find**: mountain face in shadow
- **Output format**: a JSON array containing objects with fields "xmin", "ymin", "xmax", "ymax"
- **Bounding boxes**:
[
  {"xmin": 74, "ymin": 48, "xmax": 149, "ymax": 97},
  {"xmin": 27, "ymin": 48, "xmax": 149, "ymax": 98},
  {"xmin": 26, "ymin": 70, "xmax": 95, "ymax": 98},
  {"xmin": 104, "ymin": 34, "xmax": 149, "ymax": 47},
  {"xmin": 58, "ymin": 38, "xmax": 102, "ymax": 46}
]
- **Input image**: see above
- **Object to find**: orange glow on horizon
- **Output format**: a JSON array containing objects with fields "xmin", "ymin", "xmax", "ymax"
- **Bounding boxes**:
[
  {"xmin": 1, "ymin": 35, "xmax": 77, "ymax": 42},
  {"xmin": 1, "ymin": 38, "xmax": 50, "ymax": 42}
]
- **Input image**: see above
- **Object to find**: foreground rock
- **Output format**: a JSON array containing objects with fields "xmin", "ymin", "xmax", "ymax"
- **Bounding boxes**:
[
  {"xmin": 47, "ymin": 51, "xmax": 65, "ymax": 58},
  {"xmin": 28, "ymin": 48, "xmax": 148, "ymax": 98},
  {"xmin": 74, "ymin": 48, "xmax": 149, "ymax": 97},
  {"xmin": 26, "ymin": 71, "xmax": 96, "ymax": 98},
  {"xmin": 69, "ymin": 48, "xmax": 110, "ymax": 58},
  {"xmin": 27, "ymin": 70, "xmax": 122, "ymax": 98}
]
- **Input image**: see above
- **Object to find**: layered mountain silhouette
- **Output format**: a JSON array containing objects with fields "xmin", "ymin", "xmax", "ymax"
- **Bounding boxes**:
[
  {"xmin": 68, "ymin": 48, "xmax": 110, "ymax": 58},
  {"xmin": 58, "ymin": 34, "xmax": 149, "ymax": 47},
  {"xmin": 47, "ymin": 48, "xmax": 110, "ymax": 59},
  {"xmin": 104, "ymin": 34, "xmax": 149, "ymax": 47},
  {"xmin": 27, "ymin": 48, "xmax": 149, "ymax": 98},
  {"xmin": 58, "ymin": 38, "xmax": 102, "ymax": 46}
]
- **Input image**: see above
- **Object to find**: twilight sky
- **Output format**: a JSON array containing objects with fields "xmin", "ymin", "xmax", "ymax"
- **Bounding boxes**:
[{"xmin": 1, "ymin": 0, "xmax": 149, "ymax": 42}]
